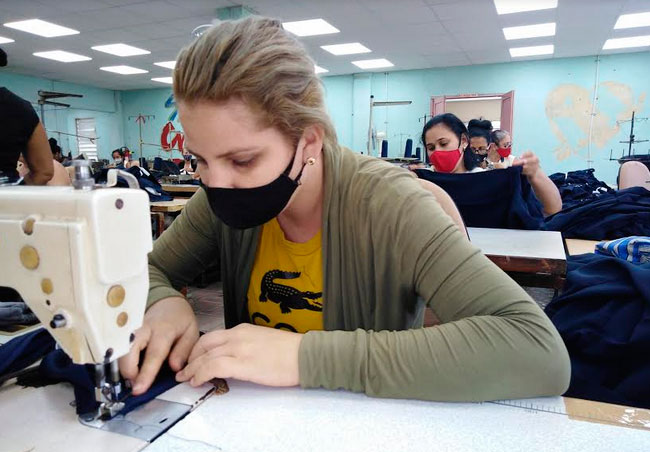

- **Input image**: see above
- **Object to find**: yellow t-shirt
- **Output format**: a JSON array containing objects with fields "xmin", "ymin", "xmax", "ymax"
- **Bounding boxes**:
[{"xmin": 247, "ymin": 218, "xmax": 323, "ymax": 333}]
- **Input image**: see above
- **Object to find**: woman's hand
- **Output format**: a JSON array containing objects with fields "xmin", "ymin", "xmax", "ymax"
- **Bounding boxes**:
[
  {"xmin": 176, "ymin": 323, "xmax": 303, "ymax": 387},
  {"xmin": 513, "ymin": 151, "xmax": 541, "ymax": 179},
  {"xmin": 119, "ymin": 296, "xmax": 199, "ymax": 395}
]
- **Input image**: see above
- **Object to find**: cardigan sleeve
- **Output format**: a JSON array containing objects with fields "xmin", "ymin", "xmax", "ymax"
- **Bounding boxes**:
[
  {"xmin": 299, "ymin": 176, "xmax": 570, "ymax": 402},
  {"xmin": 147, "ymin": 188, "xmax": 221, "ymax": 309}
]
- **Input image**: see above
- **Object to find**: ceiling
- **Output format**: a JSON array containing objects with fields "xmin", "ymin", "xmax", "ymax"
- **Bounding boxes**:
[{"xmin": 0, "ymin": 0, "xmax": 648, "ymax": 90}]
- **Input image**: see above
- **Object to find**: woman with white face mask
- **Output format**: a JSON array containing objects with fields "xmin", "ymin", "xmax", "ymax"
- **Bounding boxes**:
[
  {"xmin": 111, "ymin": 148, "xmax": 125, "ymax": 168},
  {"xmin": 119, "ymin": 16, "xmax": 570, "ymax": 403}
]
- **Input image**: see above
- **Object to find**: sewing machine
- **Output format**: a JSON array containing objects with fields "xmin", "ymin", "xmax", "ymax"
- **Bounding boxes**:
[{"xmin": 0, "ymin": 162, "xmax": 152, "ymax": 420}]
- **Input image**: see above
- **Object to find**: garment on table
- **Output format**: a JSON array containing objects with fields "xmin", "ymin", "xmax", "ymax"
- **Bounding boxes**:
[
  {"xmin": 414, "ymin": 166, "xmax": 545, "ymax": 230},
  {"xmin": 94, "ymin": 166, "xmax": 172, "ymax": 201},
  {"xmin": 0, "ymin": 329, "xmax": 178, "ymax": 416},
  {"xmin": 247, "ymin": 218, "xmax": 323, "ymax": 333},
  {"xmin": 595, "ymin": 236, "xmax": 650, "ymax": 264},
  {"xmin": 146, "ymin": 145, "xmax": 570, "ymax": 402},
  {"xmin": 153, "ymin": 157, "xmax": 181, "ymax": 176},
  {"xmin": 545, "ymin": 253, "xmax": 650, "ymax": 409},
  {"xmin": 0, "ymin": 328, "xmax": 54, "ymax": 376},
  {"xmin": 0, "ymin": 87, "xmax": 40, "ymax": 179},
  {"xmin": 0, "ymin": 302, "xmax": 38, "ymax": 327},
  {"xmin": 549, "ymin": 168, "xmax": 614, "ymax": 210},
  {"xmin": 37, "ymin": 348, "xmax": 177, "ymax": 416},
  {"xmin": 544, "ymin": 187, "xmax": 650, "ymax": 240}
]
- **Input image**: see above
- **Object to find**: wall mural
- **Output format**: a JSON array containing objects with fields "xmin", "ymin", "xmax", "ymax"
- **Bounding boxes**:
[
  {"xmin": 545, "ymin": 81, "xmax": 646, "ymax": 161},
  {"xmin": 160, "ymin": 93, "xmax": 185, "ymax": 152}
]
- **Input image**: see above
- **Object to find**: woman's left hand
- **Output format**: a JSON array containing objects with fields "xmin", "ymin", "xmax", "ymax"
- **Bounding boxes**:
[
  {"xmin": 513, "ymin": 151, "xmax": 540, "ymax": 179},
  {"xmin": 176, "ymin": 323, "xmax": 303, "ymax": 387}
]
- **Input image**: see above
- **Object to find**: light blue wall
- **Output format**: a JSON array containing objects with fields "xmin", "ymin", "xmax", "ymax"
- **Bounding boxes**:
[
  {"xmin": 8, "ymin": 50, "xmax": 644, "ymax": 184},
  {"xmin": 120, "ymin": 88, "xmax": 183, "ymax": 161},
  {"xmin": 321, "ymin": 51, "xmax": 650, "ymax": 185},
  {"xmin": 0, "ymin": 72, "xmax": 124, "ymax": 160}
]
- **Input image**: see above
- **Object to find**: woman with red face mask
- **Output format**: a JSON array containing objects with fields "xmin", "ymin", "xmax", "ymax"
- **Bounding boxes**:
[
  {"xmin": 488, "ymin": 129, "xmax": 514, "ymax": 168},
  {"xmin": 421, "ymin": 114, "xmax": 483, "ymax": 174},
  {"xmin": 421, "ymin": 114, "xmax": 562, "ymax": 216}
]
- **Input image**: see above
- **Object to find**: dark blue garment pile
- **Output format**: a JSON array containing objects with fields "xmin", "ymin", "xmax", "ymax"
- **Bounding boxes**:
[
  {"xmin": 0, "ymin": 329, "xmax": 178, "ymax": 416},
  {"xmin": 94, "ymin": 166, "xmax": 173, "ymax": 202},
  {"xmin": 544, "ymin": 187, "xmax": 650, "ymax": 240},
  {"xmin": 545, "ymin": 253, "xmax": 650, "ymax": 409},
  {"xmin": 549, "ymin": 168, "xmax": 614, "ymax": 209},
  {"xmin": 414, "ymin": 166, "xmax": 545, "ymax": 230}
]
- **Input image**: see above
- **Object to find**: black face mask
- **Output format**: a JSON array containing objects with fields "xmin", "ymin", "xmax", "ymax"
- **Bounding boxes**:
[{"xmin": 202, "ymin": 152, "xmax": 305, "ymax": 229}]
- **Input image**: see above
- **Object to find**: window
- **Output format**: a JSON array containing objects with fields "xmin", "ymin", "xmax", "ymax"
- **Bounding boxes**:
[{"xmin": 75, "ymin": 118, "xmax": 98, "ymax": 161}]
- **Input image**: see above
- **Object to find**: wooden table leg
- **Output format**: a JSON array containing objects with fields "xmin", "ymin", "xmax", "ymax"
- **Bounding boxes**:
[{"xmin": 151, "ymin": 212, "xmax": 165, "ymax": 239}]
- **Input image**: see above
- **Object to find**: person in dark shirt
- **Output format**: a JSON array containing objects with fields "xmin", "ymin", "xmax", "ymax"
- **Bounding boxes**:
[
  {"xmin": 0, "ymin": 48, "xmax": 53, "ymax": 184},
  {"xmin": 49, "ymin": 138, "xmax": 65, "ymax": 163}
]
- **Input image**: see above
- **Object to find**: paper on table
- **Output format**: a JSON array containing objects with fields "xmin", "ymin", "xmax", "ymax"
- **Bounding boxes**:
[{"xmin": 143, "ymin": 381, "xmax": 650, "ymax": 452}]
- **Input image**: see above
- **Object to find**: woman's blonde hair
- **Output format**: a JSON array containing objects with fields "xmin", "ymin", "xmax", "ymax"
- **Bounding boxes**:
[{"xmin": 173, "ymin": 16, "xmax": 337, "ymax": 149}]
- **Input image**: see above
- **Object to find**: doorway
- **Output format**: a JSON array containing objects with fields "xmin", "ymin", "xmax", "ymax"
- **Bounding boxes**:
[{"xmin": 430, "ymin": 91, "xmax": 515, "ymax": 134}]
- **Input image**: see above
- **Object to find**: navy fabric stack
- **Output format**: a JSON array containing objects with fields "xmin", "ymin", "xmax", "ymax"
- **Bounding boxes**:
[
  {"xmin": 545, "ymin": 253, "xmax": 650, "ymax": 409},
  {"xmin": 545, "ymin": 187, "xmax": 650, "ymax": 240},
  {"xmin": 549, "ymin": 168, "xmax": 614, "ymax": 209}
]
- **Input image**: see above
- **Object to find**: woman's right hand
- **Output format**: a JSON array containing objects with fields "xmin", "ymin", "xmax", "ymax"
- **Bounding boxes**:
[{"xmin": 118, "ymin": 296, "xmax": 199, "ymax": 395}]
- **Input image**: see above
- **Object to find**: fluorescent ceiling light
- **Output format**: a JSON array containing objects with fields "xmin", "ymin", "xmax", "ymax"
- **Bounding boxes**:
[
  {"xmin": 154, "ymin": 60, "xmax": 176, "ymax": 69},
  {"xmin": 3, "ymin": 19, "xmax": 79, "ymax": 37},
  {"xmin": 92, "ymin": 43, "xmax": 150, "ymax": 57},
  {"xmin": 494, "ymin": 0, "xmax": 557, "ymax": 15},
  {"xmin": 314, "ymin": 65, "xmax": 329, "ymax": 74},
  {"xmin": 614, "ymin": 12, "xmax": 650, "ymax": 29},
  {"xmin": 321, "ymin": 42, "xmax": 371, "ymax": 55},
  {"xmin": 33, "ymin": 50, "xmax": 91, "ymax": 63},
  {"xmin": 446, "ymin": 96, "xmax": 502, "ymax": 102},
  {"xmin": 503, "ymin": 22, "xmax": 556, "ymax": 40},
  {"xmin": 509, "ymin": 44, "xmax": 554, "ymax": 57},
  {"xmin": 152, "ymin": 77, "xmax": 173, "ymax": 84},
  {"xmin": 603, "ymin": 35, "xmax": 650, "ymax": 49},
  {"xmin": 100, "ymin": 65, "xmax": 148, "ymax": 75},
  {"xmin": 0, "ymin": 36, "xmax": 15, "ymax": 44},
  {"xmin": 283, "ymin": 19, "xmax": 339, "ymax": 37},
  {"xmin": 352, "ymin": 58, "xmax": 394, "ymax": 69}
]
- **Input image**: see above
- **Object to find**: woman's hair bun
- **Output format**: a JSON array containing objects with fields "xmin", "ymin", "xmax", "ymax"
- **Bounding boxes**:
[{"xmin": 468, "ymin": 119, "xmax": 493, "ymax": 131}]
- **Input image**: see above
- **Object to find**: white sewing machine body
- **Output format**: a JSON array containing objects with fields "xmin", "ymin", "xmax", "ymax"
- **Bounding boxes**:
[{"xmin": 0, "ymin": 184, "xmax": 152, "ymax": 365}]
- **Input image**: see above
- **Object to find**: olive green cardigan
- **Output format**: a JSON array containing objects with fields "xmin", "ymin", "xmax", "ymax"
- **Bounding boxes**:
[{"xmin": 147, "ymin": 144, "xmax": 570, "ymax": 402}]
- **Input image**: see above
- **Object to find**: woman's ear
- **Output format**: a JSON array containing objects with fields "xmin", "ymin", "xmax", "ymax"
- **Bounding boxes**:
[
  {"xmin": 460, "ymin": 134, "xmax": 469, "ymax": 151},
  {"xmin": 299, "ymin": 124, "xmax": 325, "ymax": 162}
]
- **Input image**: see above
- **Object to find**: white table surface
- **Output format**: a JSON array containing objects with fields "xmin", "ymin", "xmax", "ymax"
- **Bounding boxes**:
[
  {"xmin": 144, "ymin": 381, "xmax": 650, "ymax": 452},
  {"xmin": 468, "ymin": 227, "xmax": 566, "ymax": 260}
]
